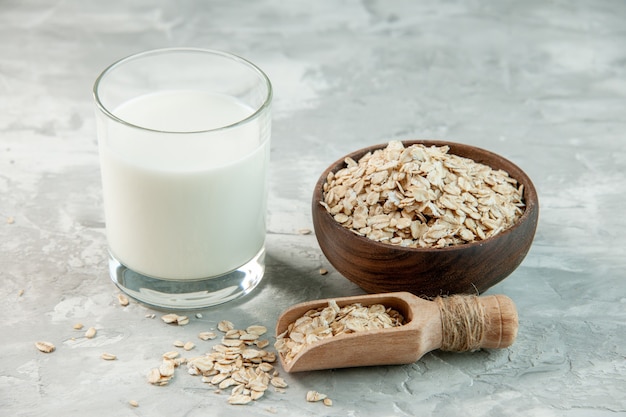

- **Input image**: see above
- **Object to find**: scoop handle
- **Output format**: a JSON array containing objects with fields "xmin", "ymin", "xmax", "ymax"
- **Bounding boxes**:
[{"xmin": 436, "ymin": 294, "xmax": 518, "ymax": 351}]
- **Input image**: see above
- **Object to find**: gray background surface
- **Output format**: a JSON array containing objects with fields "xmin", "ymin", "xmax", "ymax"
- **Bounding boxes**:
[{"xmin": 1, "ymin": 1, "xmax": 625, "ymax": 416}]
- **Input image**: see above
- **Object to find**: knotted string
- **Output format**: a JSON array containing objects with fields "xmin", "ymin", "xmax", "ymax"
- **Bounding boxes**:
[{"xmin": 435, "ymin": 295, "xmax": 486, "ymax": 352}]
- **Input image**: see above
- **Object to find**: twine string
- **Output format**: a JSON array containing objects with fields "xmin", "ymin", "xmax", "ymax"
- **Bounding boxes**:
[{"xmin": 435, "ymin": 295, "xmax": 486, "ymax": 352}]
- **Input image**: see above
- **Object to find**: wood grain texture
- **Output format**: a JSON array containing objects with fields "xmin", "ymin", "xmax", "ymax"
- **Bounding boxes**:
[
  {"xmin": 276, "ymin": 292, "xmax": 518, "ymax": 372},
  {"xmin": 312, "ymin": 140, "xmax": 539, "ymax": 297}
]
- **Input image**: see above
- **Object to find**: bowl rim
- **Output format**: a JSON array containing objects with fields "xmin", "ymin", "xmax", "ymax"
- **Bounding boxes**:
[{"xmin": 313, "ymin": 139, "xmax": 539, "ymax": 254}]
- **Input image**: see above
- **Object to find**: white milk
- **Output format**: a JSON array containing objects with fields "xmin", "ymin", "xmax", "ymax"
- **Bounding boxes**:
[{"xmin": 98, "ymin": 90, "xmax": 270, "ymax": 280}]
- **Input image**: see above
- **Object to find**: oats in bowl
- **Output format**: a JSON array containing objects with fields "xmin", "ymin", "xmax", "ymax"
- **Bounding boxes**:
[
  {"xmin": 312, "ymin": 140, "xmax": 539, "ymax": 297},
  {"xmin": 320, "ymin": 140, "xmax": 525, "ymax": 249}
]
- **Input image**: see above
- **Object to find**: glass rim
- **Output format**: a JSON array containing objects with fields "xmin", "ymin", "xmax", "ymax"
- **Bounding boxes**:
[{"xmin": 92, "ymin": 47, "xmax": 273, "ymax": 134}]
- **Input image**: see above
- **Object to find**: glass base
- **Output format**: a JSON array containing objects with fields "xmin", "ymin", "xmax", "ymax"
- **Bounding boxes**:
[{"xmin": 108, "ymin": 247, "xmax": 265, "ymax": 310}]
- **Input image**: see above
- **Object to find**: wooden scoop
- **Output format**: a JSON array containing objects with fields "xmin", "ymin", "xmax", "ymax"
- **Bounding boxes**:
[{"xmin": 275, "ymin": 291, "xmax": 518, "ymax": 372}]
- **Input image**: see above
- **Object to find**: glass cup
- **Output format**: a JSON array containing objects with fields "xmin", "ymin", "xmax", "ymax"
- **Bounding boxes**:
[{"xmin": 93, "ymin": 48, "xmax": 272, "ymax": 309}]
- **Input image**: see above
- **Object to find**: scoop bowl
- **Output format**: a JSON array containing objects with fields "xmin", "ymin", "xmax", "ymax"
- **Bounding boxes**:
[{"xmin": 275, "ymin": 292, "xmax": 519, "ymax": 372}]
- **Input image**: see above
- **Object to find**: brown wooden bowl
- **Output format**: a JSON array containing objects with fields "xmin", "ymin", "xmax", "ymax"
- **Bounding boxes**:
[{"xmin": 312, "ymin": 140, "xmax": 539, "ymax": 297}]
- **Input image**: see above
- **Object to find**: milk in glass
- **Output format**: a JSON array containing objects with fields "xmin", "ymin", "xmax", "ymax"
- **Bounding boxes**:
[{"xmin": 98, "ymin": 90, "xmax": 269, "ymax": 280}]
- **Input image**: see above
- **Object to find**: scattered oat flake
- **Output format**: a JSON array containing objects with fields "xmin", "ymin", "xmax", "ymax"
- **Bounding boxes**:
[
  {"xmin": 85, "ymin": 327, "xmax": 97, "ymax": 339},
  {"xmin": 255, "ymin": 339, "xmax": 270, "ymax": 349},
  {"xmin": 323, "ymin": 398, "xmax": 333, "ymax": 406},
  {"xmin": 73, "ymin": 323, "xmax": 84, "ymax": 330},
  {"xmin": 217, "ymin": 320, "xmax": 235, "ymax": 332},
  {"xmin": 6, "ymin": 216, "xmax": 14, "ymax": 224},
  {"xmin": 162, "ymin": 351, "xmax": 179, "ymax": 360},
  {"xmin": 306, "ymin": 390, "xmax": 327, "ymax": 402},
  {"xmin": 228, "ymin": 393, "xmax": 253, "ymax": 405},
  {"xmin": 129, "ymin": 400, "xmax": 139, "ymax": 407},
  {"xmin": 35, "ymin": 341, "xmax": 55, "ymax": 353},
  {"xmin": 147, "ymin": 368, "xmax": 162, "ymax": 384},
  {"xmin": 161, "ymin": 314, "xmax": 178, "ymax": 323},
  {"xmin": 215, "ymin": 337, "xmax": 237, "ymax": 347},
  {"xmin": 17, "ymin": 289, "xmax": 24, "ymax": 296},
  {"xmin": 150, "ymin": 321, "xmax": 287, "ymax": 406},
  {"xmin": 240, "ymin": 333, "xmax": 260, "ymax": 342},
  {"xmin": 161, "ymin": 313, "xmax": 188, "ymax": 325},
  {"xmin": 160, "ymin": 359, "xmax": 177, "ymax": 377},
  {"xmin": 251, "ymin": 390, "xmax": 265, "ymax": 401},
  {"xmin": 298, "ymin": 228, "xmax": 312, "ymax": 235},
  {"xmin": 117, "ymin": 293, "xmax": 129, "ymax": 306},
  {"xmin": 224, "ymin": 329, "xmax": 241, "ymax": 339},
  {"xmin": 173, "ymin": 340, "xmax": 185, "ymax": 348},
  {"xmin": 198, "ymin": 331, "xmax": 217, "ymax": 341},
  {"xmin": 246, "ymin": 325, "xmax": 267, "ymax": 336},
  {"xmin": 319, "ymin": 268, "xmax": 328, "ymax": 275},
  {"xmin": 270, "ymin": 377, "xmax": 288, "ymax": 388},
  {"xmin": 101, "ymin": 353, "xmax": 117, "ymax": 360},
  {"xmin": 183, "ymin": 341, "xmax": 195, "ymax": 351}
]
